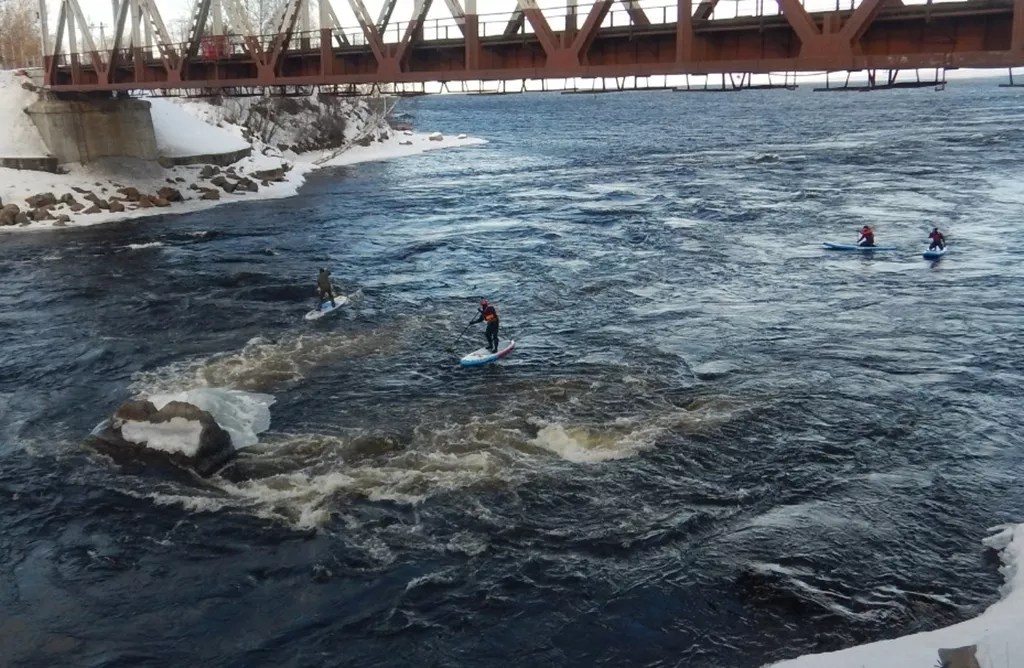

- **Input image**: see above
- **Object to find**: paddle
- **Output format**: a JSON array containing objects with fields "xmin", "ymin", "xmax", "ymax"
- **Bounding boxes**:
[{"xmin": 446, "ymin": 319, "xmax": 476, "ymax": 352}]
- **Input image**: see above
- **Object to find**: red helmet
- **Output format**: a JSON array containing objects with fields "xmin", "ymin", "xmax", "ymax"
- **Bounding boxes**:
[{"xmin": 480, "ymin": 299, "xmax": 488, "ymax": 306}]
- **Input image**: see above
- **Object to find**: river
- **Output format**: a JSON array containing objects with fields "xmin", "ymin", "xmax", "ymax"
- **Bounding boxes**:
[{"xmin": 2, "ymin": 79, "xmax": 1023, "ymax": 668}]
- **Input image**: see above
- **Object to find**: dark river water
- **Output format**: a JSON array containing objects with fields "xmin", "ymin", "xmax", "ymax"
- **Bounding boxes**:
[{"xmin": 2, "ymin": 79, "xmax": 1024, "ymax": 668}]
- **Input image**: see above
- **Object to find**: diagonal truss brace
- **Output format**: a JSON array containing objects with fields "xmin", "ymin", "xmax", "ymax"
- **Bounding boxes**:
[
  {"xmin": 376, "ymin": 0, "xmax": 398, "ymax": 33},
  {"xmin": 618, "ymin": 0, "xmax": 650, "ymax": 25},
  {"xmin": 348, "ymin": 0, "xmax": 388, "ymax": 64},
  {"xmin": 394, "ymin": 0, "xmax": 434, "ymax": 65},
  {"xmin": 45, "ymin": 1, "xmax": 68, "ymax": 84},
  {"xmin": 318, "ymin": 0, "xmax": 351, "ymax": 47}
]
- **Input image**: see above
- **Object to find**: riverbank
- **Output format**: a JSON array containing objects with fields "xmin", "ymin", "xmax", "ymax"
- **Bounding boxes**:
[
  {"xmin": 0, "ymin": 69, "xmax": 484, "ymax": 232},
  {"xmin": 0, "ymin": 132, "xmax": 485, "ymax": 233}
]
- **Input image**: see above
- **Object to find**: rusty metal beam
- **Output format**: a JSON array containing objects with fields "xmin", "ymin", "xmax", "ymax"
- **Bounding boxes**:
[
  {"xmin": 572, "ymin": 0, "xmax": 613, "ymax": 62},
  {"xmin": 1014, "ymin": 0, "xmax": 1024, "ymax": 51},
  {"xmin": 45, "ymin": 1, "xmax": 68, "ymax": 85},
  {"xmin": 693, "ymin": 0, "xmax": 720, "ymax": 21},
  {"xmin": 519, "ymin": 0, "xmax": 559, "ymax": 58},
  {"xmin": 106, "ymin": 0, "xmax": 132, "ymax": 83},
  {"xmin": 504, "ymin": 9, "xmax": 525, "ymax": 36},
  {"xmin": 68, "ymin": 4, "xmax": 80, "ymax": 85},
  {"xmin": 840, "ymin": 0, "xmax": 887, "ymax": 45},
  {"xmin": 348, "ymin": 0, "xmax": 387, "ymax": 65},
  {"xmin": 45, "ymin": 0, "xmax": 1024, "ymax": 91},
  {"xmin": 777, "ymin": 0, "xmax": 824, "ymax": 54},
  {"xmin": 138, "ymin": 0, "xmax": 179, "ymax": 76},
  {"xmin": 265, "ymin": 0, "xmax": 305, "ymax": 74},
  {"xmin": 444, "ymin": 0, "xmax": 466, "ymax": 32},
  {"xmin": 394, "ymin": 0, "xmax": 435, "ymax": 65},
  {"xmin": 677, "ymin": 0, "xmax": 693, "ymax": 61},
  {"xmin": 376, "ymin": 0, "xmax": 398, "ymax": 33},
  {"xmin": 318, "ymin": 0, "xmax": 349, "ymax": 47},
  {"xmin": 66, "ymin": 0, "xmax": 105, "ymax": 71},
  {"xmin": 464, "ymin": 0, "xmax": 479, "ymax": 69},
  {"xmin": 185, "ymin": 0, "xmax": 213, "ymax": 60}
]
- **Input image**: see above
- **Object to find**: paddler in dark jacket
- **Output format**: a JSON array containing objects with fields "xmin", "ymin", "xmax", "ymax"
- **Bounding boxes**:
[
  {"xmin": 858, "ymin": 225, "xmax": 875, "ymax": 247},
  {"xmin": 317, "ymin": 268, "xmax": 336, "ymax": 309},
  {"xmin": 472, "ymin": 299, "xmax": 500, "ymax": 352},
  {"xmin": 928, "ymin": 227, "xmax": 946, "ymax": 250}
]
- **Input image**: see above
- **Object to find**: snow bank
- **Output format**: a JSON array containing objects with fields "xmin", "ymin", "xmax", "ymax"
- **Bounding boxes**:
[
  {"xmin": 319, "ymin": 132, "xmax": 486, "ymax": 168},
  {"xmin": 148, "ymin": 98, "xmax": 249, "ymax": 157},
  {"xmin": 0, "ymin": 70, "xmax": 48, "ymax": 157},
  {"xmin": 148, "ymin": 388, "xmax": 275, "ymax": 449},
  {"xmin": 768, "ymin": 523, "xmax": 1024, "ymax": 668}
]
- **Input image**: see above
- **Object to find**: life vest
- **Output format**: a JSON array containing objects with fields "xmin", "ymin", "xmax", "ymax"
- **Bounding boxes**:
[
  {"xmin": 930, "ymin": 231, "xmax": 943, "ymax": 241},
  {"xmin": 481, "ymin": 305, "xmax": 498, "ymax": 322}
]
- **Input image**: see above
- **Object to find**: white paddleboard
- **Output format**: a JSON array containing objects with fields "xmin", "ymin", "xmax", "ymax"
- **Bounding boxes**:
[
  {"xmin": 923, "ymin": 246, "xmax": 948, "ymax": 259},
  {"xmin": 304, "ymin": 295, "xmax": 349, "ymax": 321},
  {"xmin": 460, "ymin": 340, "xmax": 516, "ymax": 367}
]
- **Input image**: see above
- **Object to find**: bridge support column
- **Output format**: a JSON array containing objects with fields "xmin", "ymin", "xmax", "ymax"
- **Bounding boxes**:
[
  {"xmin": 26, "ymin": 98, "xmax": 159, "ymax": 166},
  {"xmin": 465, "ymin": 0, "xmax": 479, "ymax": 71},
  {"xmin": 676, "ymin": 0, "xmax": 693, "ymax": 62},
  {"xmin": 1014, "ymin": 0, "xmax": 1024, "ymax": 52}
]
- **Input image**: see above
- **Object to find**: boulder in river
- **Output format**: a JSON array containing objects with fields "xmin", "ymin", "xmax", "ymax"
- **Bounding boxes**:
[
  {"xmin": 92, "ymin": 399, "xmax": 235, "ymax": 476},
  {"xmin": 90, "ymin": 389, "xmax": 275, "ymax": 477}
]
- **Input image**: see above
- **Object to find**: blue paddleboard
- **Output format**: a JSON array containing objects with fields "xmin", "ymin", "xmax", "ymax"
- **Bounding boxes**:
[
  {"xmin": 304, "ymin": 295, "xmax": 349, "ymax": 321},
  {"xmin": 822, "ymin": 242, "xmax": 898, "ymax": 252},
  {"xmin": 923, "ymin": 247, "xmax": 948, "ymax": 259},
  {"xmin": 460, "ymin": 340, "xmax": 516, "ymax": 367}
]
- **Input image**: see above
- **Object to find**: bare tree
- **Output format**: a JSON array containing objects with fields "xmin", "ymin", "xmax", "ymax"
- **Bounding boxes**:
[{"xmin": 0, "ymin": 0, "xmax": 42, "ymax": 68}]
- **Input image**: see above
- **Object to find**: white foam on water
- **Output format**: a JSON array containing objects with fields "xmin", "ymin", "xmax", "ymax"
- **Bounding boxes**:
[
  {"xmin": 124, "ymin": 242, "xmax": 165, "ymax": 250},
  {"xmin": 530, "ymin": 420, "xmax": 653, "ymax": 463},
  {"xmin": 130, "ymin": 324, "xmax": 406, "ymax": 395},
  {"xmin": 767, "ymin": 523, "xmax": 1024, "ymax": 668},
  {"xmin": 148, "ymin": 388, "xmax": 275, "ymax": 448}
]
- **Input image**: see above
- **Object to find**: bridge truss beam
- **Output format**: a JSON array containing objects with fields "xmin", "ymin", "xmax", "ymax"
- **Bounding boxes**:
[{"xmin": 42, "ymin": 0, "xmax": 1024, "ymax": 92}]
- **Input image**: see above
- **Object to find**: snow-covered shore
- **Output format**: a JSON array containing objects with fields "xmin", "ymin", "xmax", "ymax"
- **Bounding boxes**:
[
  {"xmin": 0, "ymin": 132, "xmax": 484, "ymax": 232},
  {"xmin": 0, "ymin": 70, "xmax": 484, "ymax": 232}
]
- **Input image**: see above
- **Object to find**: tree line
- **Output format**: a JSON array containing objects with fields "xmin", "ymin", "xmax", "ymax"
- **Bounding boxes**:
[{"xmin": 0, "ymin": 0, "xmax": 42, "ymax": 69}]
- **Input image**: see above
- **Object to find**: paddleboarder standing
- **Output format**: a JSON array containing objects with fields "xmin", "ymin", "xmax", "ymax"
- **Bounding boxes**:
[{"xmin": 472, "ymin": 299, "xmax": 500, "ymax": 352}]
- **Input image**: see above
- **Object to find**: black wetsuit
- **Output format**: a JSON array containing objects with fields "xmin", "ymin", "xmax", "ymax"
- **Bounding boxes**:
[
  {"xmin": 859, "ymin": 231, "xmax": 875, "ymax": 247},
  {"xmin": 317, "ymin": 271, "xmax": 336, "ymax": 308},
  {"xmin": 473, "ymin": 305, "xmax": 500, "ymax": 352}
]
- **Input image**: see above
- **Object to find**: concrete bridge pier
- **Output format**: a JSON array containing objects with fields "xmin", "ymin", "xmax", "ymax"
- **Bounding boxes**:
[{"xmin": 26, "ymin": 97, "xmax": 158, "ymax": 165}]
